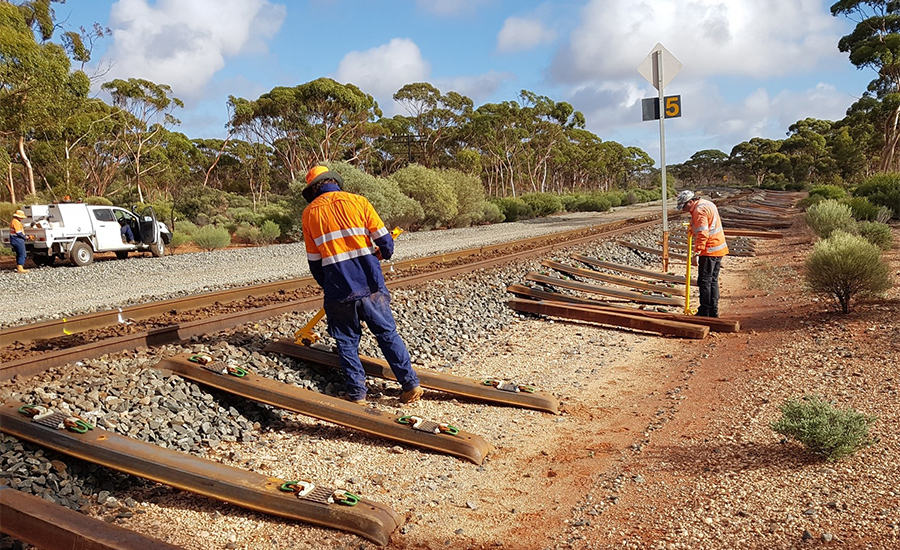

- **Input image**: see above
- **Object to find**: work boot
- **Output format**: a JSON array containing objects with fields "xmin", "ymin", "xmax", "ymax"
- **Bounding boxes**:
[
  {"xmin": 345, "ymin": 396, "xmax": 366, "ymax": 405},
  {"xmin": 399, "ymin": 386, "xmax": 424, "ymax": 404},
  {"xmin": 16, "ymin": 265, "xmax": 29, "ymax": 273}
]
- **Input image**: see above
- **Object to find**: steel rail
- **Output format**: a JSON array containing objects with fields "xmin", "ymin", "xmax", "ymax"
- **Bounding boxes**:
[
  {"xmin": 0, "ymin": 486, "xmax": 186, "ymax": 550},
  {"xmin": 1, "ymin": 216, "xmax": 658, "ymax": 344},
  {"xmin": 265, "ymin": 340, "xmax": 560, "ymax": 414},
  {"xmin": 0, "ymin": 402, "xmax": 401, "ymax": 546},
  {"xmin": 1, "ymin": 218, "xmax": 660, "ymax": 381},
  {"xmin": 156, "ymin": 353, "xmax": 493, "ymax": 464}
]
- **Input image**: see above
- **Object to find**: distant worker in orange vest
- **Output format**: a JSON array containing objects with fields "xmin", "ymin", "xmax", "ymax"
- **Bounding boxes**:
[
  {"xmin": 677, "ymin": 190, "xmax": 729, "ymax": 317},
  {"xmin": 301, "ymin": 165, "xmax": 423, "ymax": 405},
  {"xmin": 9, "ymin": 209, "xmax": 32, "ymax": 273}
]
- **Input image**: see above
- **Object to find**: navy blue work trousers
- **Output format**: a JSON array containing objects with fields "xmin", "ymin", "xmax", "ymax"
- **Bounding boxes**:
[
  {"xmin": 697, "ymin": 255, "xmax": 722, "ymax": 317},
  {"xmin": 10, "ymin": 236, "xmax": 26, "ymax": 266},
  {"xmin": 324, "ymin": 290, "xmax": 419, "ymax": 401}
]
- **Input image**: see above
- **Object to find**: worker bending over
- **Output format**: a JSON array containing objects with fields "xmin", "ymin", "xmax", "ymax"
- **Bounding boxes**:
[
  {"xmin": 677, "ymin": 190, "xmax": 728, "ymax": 317},
  {"xmin": 301, "ymin": 165, "xmax": 423, "ymax": 405}
]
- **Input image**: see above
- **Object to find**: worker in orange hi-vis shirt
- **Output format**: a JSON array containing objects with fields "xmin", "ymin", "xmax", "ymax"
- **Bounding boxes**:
[
  {"xmin": 301, "ymin": 165, "xmax": 423, "ymax": 406},
  {"xmin": 677, "ymin": 190, "xmax": 728, "ymax": 318}
]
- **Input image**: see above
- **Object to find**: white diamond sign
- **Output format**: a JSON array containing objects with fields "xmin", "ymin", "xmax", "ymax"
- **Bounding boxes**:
[{"xmin": 637, "ymin": 43, "xmax": 681, "ymax": 90}]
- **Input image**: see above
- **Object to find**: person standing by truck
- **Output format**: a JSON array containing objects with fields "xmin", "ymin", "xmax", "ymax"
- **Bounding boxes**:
[{"xmin": 8, "ymin": 210, "xmax": 31, "ymax": 273}]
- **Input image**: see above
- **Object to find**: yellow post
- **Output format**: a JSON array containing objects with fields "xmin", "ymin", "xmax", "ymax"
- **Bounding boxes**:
[{"xmin": 683, "ymin": 225, "xmax": 693, "ymax": 316}]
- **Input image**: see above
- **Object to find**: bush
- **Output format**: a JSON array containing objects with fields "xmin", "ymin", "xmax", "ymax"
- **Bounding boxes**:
[
  {"xmin": 797, "ymin": 194, "xmax": 825, "ymax": 211},
  {"xmin": 804, "ymin": 199, "xmax": 856, "ymax": 238},
  {"xmin": 440, "ymin": 169, "xmax": 488, "ymax": 228},
  {"xmin": 805, "ymin": 230, "xmax": 892, "ymax": 313},
  {"xmin": 855, "ymin": 221, "xmax": 893, "ymax": 250},
  {"xmin": 520, "ymin": 193, "xmax": 562, "ymax": 217},
  {"xmin": 479, "ymin": 201, "xmax": 504, "ymax": 224},
  {"xmin": 233, "ymin": 223, "xmax": 260, "ymax": 244},
  {"xmin": 809, "ymin": 184, "xmax": 847, "ymax": 200},
  {"xmin": 843, "ymin": 196, "xmax": 881, "ymax": 221},
  {"xmin": 192, "ymin": 224, "xmax": 232, "ymax": 251},
  {"xmin": 258, "ymin": 220, "xmax": 281, "ymax": 244},
  {"xmin": 390, "ymin": 164, "xmax": 458, "ymax": 229},
  {"xmin": 0, "ymin": 245, "xmax": 12, "ymax": 257},
  {"xmin": 854, "ymin": 172, "xmax": 900, "ymax": 219},
  {"xmin": 771, "ymin": 395, "xmax": 877, "ymax": 462},
  {"xmin": 491, "ymin": 197, "xmax": 533, "ymax": 222},
  {"xmin": 560, "ymin": 192, "xmax": 612, "ymax": 213},
  {"xmin": 331, "ymin": 161, "xmax": 424, "ymax": 230},
  {"xmin": 83, "ymin": 196, "xmax": 114, "ymax": 206}
]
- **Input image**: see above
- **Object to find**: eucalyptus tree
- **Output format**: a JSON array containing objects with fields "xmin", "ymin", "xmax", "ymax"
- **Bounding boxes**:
[
  {"xmin": 1, "ymin": 0, "xmax": 90, "ymax": 200},
  {"xmin": 729, "ymin": 137, "xmax": 790, "ymax": 187},
  {"xmin": 832, "ymin": 0, "xmax": 900, "ymax": 170},
  {"xmin": 675, "ymin": 149, "xmax": 729, "ymax": 186},
  {"xmin": 229, "ymin": 78, "xmax": 382, "ymax": 183},
  {"xmin": 390, "ymin": 82, "xmax": 474, "ymax": 168},
  {"xmin": 101, "ymin": 78, "xmax": 184, "ymax": 203},
  {"xmin": 781, "ymin": 118, "xmax": 839, "ymax": 184}
]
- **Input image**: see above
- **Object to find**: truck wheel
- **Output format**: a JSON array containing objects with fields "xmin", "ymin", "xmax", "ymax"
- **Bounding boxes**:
[
  {"xmin": 150, "ymin": 240, "xmax": 165, "ymax": 257},
  {"xmin": 69, "ymin": 242, "xmax": 94, "ymax": 266},
  {"xmin": 115, "ymin": 250, "xmax": 129, "ymax": 260},
  {"xmin": 32, "ymin": 254, "xmax": 55, "ymax": 266}
]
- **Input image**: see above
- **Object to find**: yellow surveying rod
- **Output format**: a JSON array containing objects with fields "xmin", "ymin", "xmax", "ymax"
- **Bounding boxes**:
[
  {"xmin": 683, "ymin": 222, "xmax": 694, "ymax": 316},
  {"xmin": 294, "ymin": 227, "xmax": 404, "ymax": 346}
]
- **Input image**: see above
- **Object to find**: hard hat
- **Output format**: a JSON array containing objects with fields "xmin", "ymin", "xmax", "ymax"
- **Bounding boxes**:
[
  {"xmin": 303, "ymin": 165, "xmax": 344, "ymax": 203},
  {"xmin": 13, "ymin": 209, "xmax": 26, "ymax": 219},
  {"xmin": 305, "ymin": 165, "xmax": 343, "ymax": 187},
  {"xmin": 676, "ymin": 190, "xmax": 695, "ymax": 210}
]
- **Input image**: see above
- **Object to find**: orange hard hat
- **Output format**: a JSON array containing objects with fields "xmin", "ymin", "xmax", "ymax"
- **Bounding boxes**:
[{"xmin": 306, "ymin": 165, "xmax": 330, "ymax": 185}]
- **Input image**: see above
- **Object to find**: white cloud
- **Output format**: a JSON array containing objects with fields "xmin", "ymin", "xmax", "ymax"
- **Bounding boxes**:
[
  {"xmin": 335, "ymin": 38, "xmax": 431, "ymax": 108},
  {"xmin": 497, "ymin": 17, "xmax": 557, "ymax": 54},
  {"xmin": 550, "ymin": 0, "xmax": 846, "ymax": 84},
  {"xmin": 103, "ymin": 0, "xmax": 285, "ymax": 98},
  {"xmin": 435, "ymin": 71, "xmax": 517, "ymax": 105}
]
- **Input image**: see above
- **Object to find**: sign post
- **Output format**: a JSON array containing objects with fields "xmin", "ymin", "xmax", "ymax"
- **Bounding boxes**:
[{"xmin": 638, "ymin": 43, "xmax": 681, "ymax": 272}]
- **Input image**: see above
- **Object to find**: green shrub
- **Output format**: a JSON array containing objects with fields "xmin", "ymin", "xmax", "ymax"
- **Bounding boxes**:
[
  {"xmin": 258, "ymin": 219, "xmax": 281, "ymax": 244},
  {"xmin": 843, "ymin": 196, "xmax": 881, "ymax": 221},
  {"xmin": 520, "ymin": 192, "xmax": 562, "ymax": 217},
  {"xmin": 809, "ymin": 184, "xmax": 847, "ymax": 200},
  {"xmin": 805, "ymin": 230, "xmax": 892, "ymax": 313},
  {"xmin": 234, "ymin": 222, "xmax": 260, "ymax": 243},
  {"xmin": 440, "ymin": 168, "xmax": 488, "ymax": 228},
  {"xmin": 797, "ymin": 194, "xmax": 825, "ymax": 211},
  {"xmin": 0, "ymin": 245, "xmax": 12, "ymax": 257},
  {"xmin": 804, "ymin": 199, "xmax": 856, "ymax": 238},
  {"xmin": 854, "ymin": 172, "xmax": 900, "ymax": 219},
  {"xmin": 479, "ymin": 200, "xmax": 504, "ymax": 224},
  {"xmin": 331, "ymin": 161, "xmax": 424, "ymax": 230},
  {"xmin": 390, "ymin": 164, "xmax": 458, "ymax": 229},
  {"xmin": 559, "ymin": 193, "xmax": 585, "ymax": 211},
  {"xmin": 168, "ymin": 231, "xmax": 192, "ymax": 250},
  {"xmin": 855, "ymin": 221, "xmax": 893, "ymax": 250},
  {"xmin": 192, "ymin": 224, "xmax": 232, "ymax": 251},
  {"xmin": 491, "ymin": 197, "xmax": 533, "ymax": 222},
  {"xmin": 581, "ymin": 193, "xmax": 612, "ymax": 212},
  {"xmin": 606, "ymin": 191, "xmax": 624, "ymax": 208},
  {"xmin": 771, "ymin": 395, "xmax": 877, "ymax": 462}
]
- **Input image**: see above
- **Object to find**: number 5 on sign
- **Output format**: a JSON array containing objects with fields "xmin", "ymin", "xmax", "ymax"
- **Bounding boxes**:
[
  {"xmin": 641, "ymin": 95, "xmax": 683, "ymax": 121},
  {"xmin": 664, "ymin": 95, "xmax": 681, "ymax": 118}
]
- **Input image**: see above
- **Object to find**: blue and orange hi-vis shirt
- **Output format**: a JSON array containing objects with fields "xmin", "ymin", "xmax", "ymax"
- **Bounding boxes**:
[{"xmin": 302, "ymin": 185, "xmax": 395, "ymax": 303}]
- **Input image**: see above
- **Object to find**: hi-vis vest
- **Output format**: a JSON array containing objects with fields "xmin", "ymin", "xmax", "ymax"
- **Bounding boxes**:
[
  {"xmin": 302, "ymin": 190, "xmax": 393, "ymax": 302},
  {"xmin": 689, "ymin": 198, "xmax": 728, "ymax": 257}
]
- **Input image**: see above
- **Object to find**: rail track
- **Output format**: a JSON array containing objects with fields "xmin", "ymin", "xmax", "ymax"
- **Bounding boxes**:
[
  {"xmin": 1, "ymin": 213, "xmax": 662, "ymax": 380},
  {"xmin": 1, "ymin": 190, "xmax": 790, "ymax": 549}
]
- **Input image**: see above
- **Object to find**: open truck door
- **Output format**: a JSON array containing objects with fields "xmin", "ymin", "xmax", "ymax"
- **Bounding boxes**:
[{"xmin": 138, "ymin": 205, "xmax": 165, "ymax": 257}]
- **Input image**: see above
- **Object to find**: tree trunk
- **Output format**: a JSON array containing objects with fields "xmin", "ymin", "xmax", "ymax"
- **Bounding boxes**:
[
  {"xmin": 18, "ymin": 136, "xmax": 36, "ymax": 196},
  {"xmin": 5, "ymin": 161, "xmax": 15, "ymax": 204}
]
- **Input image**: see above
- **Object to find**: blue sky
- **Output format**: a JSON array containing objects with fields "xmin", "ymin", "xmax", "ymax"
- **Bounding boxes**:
[{"xmin": 57, "ymin": 0, "xmax": 873, "ymax": 165}]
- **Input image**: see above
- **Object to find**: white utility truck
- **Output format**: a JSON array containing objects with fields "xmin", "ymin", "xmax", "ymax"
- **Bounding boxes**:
[{"xmin": 2, "ymin": 203, "xmax": 171, "ymax": 266}]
